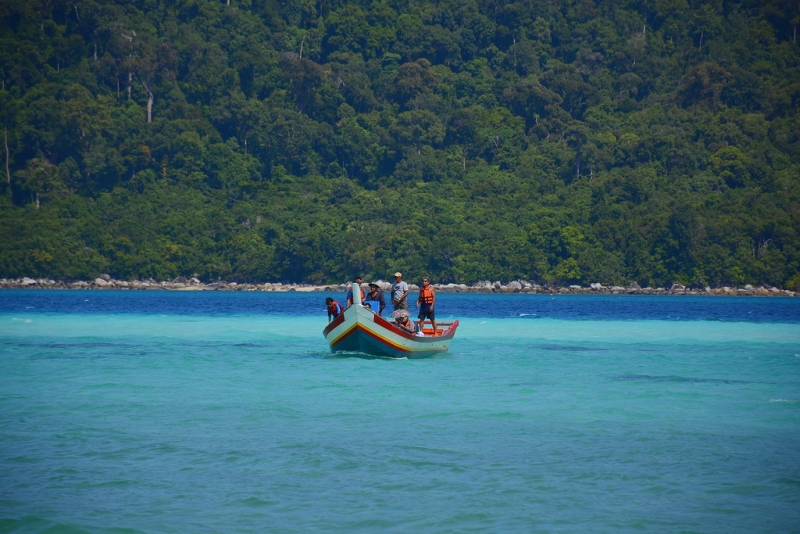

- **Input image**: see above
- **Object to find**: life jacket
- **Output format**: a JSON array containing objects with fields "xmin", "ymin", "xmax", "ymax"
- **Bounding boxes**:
[
  {"xmin": 419, "ymin": 285, "xmax": 434, "ymax": 305},
  {"xmin": 348, "ymin": 287, "xmax": 365, "ymax": 302},
  {"xmin": 327, "ymin": 301, "xmax": 343, "ymax": 317},
  {"xmin": 397, "ymin": 318, "xmax": 417, "ymax": 334}
]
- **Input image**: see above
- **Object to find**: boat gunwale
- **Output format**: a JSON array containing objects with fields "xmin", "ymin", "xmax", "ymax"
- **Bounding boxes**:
[
  {"xmin": 323, "ymin": 305, "xmax": 459, "ymax": 357},
  {"xmin": 323, "ymin": 306, "xmax": 457, "ymax": 341}
]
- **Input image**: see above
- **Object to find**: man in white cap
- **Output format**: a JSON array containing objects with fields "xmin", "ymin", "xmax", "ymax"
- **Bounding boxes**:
[{"xmin": 391, "ymin": 272, "xmax": 409, "ymax": 311}]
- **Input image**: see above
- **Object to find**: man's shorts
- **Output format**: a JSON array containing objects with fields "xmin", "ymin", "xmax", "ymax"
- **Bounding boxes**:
[{"xmin": 418, "ymin": 305, "xmax": 435, "ymax": 321}]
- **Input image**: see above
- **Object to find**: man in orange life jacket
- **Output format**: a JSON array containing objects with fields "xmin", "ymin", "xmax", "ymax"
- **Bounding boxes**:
[
  {"xmin": 345, "ymin": 276, "xmax": 365, "ymax": 308},
  {"xmin": 326, "ymin": 297, "xmax": 343, "ymax": 322},
  {"xmin": 416, "ymin": 277, "xmax": 437, "ymax": 334}
]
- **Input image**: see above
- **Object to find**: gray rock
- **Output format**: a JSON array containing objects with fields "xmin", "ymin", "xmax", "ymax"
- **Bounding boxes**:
[
  {"xmin": 670, "ymin": 284, "xmax": 686, "ymax": 291},
  {"xmin": 508, "ymin": 281, "xmax": 522, "ymax": 290},
  {"xmin": 21, "ymin": 277, "xmax": 37, "ymax": 286},
  {"xmin": 569, "ymin": 285, "xmax": 582, "ymax": 289},
  {"xmin": 100, "ymin": 274, "xmax": 111, "ymax": 282},
  {"xmin": 744, "ymin": 284, "xmax": 754, "ymax": 290},
  {"xmin": 590, "ymin": 283, "xmax": 604, "ymax": 290},
  {"xmin": 628, "ymin": 281, "xmax": 641, "ymax": 290},
  {"xmin": 94, "ymin": 278, "xmax": 108, "ymax": 287}
]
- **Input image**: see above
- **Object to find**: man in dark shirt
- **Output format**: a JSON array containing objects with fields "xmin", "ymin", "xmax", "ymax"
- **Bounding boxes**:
[{"xmin": 364, "ymin": 282, "xmax": 386, "ymax": 316}]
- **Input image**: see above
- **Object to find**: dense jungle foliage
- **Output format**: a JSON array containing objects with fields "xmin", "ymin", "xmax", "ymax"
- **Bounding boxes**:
[{"xmin": 1, "ymin": 0, "xmax": 799, "ymax": 287}]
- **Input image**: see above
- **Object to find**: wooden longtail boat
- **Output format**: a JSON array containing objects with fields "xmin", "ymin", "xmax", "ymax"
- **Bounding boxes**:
[{"xmin": 323, "ymin": 283, "xmax": 459, "ymax": 358}]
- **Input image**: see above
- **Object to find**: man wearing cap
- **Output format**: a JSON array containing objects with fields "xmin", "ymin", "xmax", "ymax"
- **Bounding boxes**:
[
  {"xmin": 365, "ymin": 282, "xmax": 386, "ymax": 316},
  {"xmin": 391, "ymin": 272, "xmax": 409, "ymax": 311}
]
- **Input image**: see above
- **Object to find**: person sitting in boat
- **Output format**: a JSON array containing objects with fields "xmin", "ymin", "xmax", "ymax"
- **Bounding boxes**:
[
  {"xmin": 416, "ymin": 277, "xmax": 437, "ymax": 334},
  {"xmin": 326, "ymin": 297, "xmax": 343, "ymax": 322},
  {"xmin": 364, "ymin": 282, "xmax": 386, "ymax": 316},
  {"xmin": 363, "ymin": 302, "xmax": 378, "ymax": 315},
  {"xmin": 345, "ymin": 276, "xmax": 365, "ymax": 308},
  {"xmin": 392, "ymin": 309, "xmax": 421, "ymax": 335}
]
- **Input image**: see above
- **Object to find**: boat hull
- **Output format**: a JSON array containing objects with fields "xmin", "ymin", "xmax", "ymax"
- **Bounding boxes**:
[{"xmin": 323, "ymin": 305, "xmax": 458, "ymax": 358}]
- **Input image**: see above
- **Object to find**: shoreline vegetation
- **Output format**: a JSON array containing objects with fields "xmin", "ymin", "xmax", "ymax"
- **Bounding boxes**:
[
  {"xmin": 2, "ymin": 1, "xmax": 800, "ymax": 292},
  {"xmin": 2, "ymin": 277, "xmax": 796, "ymax": 297}
]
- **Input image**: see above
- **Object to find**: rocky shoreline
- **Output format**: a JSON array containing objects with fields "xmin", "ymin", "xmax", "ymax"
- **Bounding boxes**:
[{"xmin": 1, "ymin": 276, "xmax": 796, "ymax": 297}]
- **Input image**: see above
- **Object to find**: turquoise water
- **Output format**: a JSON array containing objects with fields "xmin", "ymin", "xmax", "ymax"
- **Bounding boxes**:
[{"xmin": 1, "ymin": 291, "xmax": 799, "ymax": 532}]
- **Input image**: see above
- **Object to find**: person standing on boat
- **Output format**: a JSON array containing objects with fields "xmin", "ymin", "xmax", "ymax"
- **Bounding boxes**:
[
  {"xmin": 391, "ymin": 272, "xmax": 409, "ymax": 311},
  {"xmin": 345, "ymin": 276, "xmax": 365, "ymax": 308},
  {"xmin": 326, "ymin": 297, "xmax": 343, "ymax": 322},
  {"xmin": 365, "ymin": 282, "xmax": 386, "ymax": 316},
  {"xmin": 416, "ymin": 277, "xmax": 437, "ymax": 334}
]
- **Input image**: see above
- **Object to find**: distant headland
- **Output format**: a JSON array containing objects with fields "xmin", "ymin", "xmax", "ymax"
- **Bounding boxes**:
[{"xmin": 1, "ymin": 277, "xmax": 796, "ymax": 297}]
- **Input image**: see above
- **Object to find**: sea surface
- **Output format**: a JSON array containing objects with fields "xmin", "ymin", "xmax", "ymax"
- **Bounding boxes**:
[{"xmin": 1, "ymin": 290, "xmax": 799, "ymax": 533}]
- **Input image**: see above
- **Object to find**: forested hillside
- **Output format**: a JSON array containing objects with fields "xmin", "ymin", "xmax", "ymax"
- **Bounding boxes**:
[{"xmin": 1, "ymin": 0, "xmax": 799, "ymax": 287}]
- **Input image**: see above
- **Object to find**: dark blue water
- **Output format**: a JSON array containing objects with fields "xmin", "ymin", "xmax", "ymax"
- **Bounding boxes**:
[{"xmin": 2, "ymin": 290, "xmax": 798, "ymax": 322}]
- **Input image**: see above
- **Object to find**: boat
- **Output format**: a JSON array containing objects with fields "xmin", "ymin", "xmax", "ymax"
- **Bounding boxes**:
[{"xmin": 323, "ymin": 283, "xmax": 459, "ymax": 358}]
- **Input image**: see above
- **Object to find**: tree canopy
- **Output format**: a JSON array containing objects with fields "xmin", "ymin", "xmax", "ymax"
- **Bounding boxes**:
[{"xmin": 1, "ymin": 0, "xmax": 799, "ymax": 288}]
